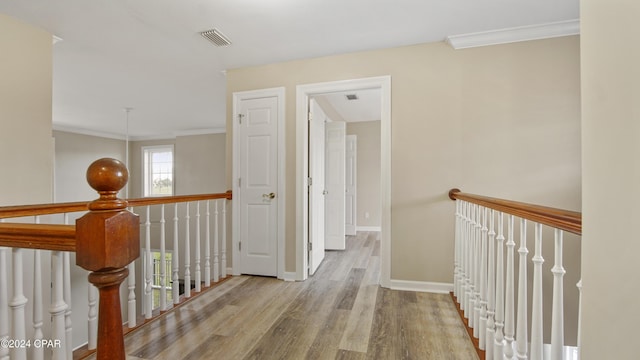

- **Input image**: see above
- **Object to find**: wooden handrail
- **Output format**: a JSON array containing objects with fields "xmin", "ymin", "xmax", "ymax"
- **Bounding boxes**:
[
  {"xmin": 0, "ymin": 201, "xmax": 88, "ymax": 219},
  {"xmin": 0, "ymin": 223, "xmax": 75, "ymax": 251},
  {"xmin": 127, "ymin": 190, "xmax": 232, "ymax": 207},
  {"xmin": 448, "ymin": 188, "xmax": 581, "ymax": 235},
  {"xmin": 0, "ymin": 190, "xmax": 233, "ymax": 219}
]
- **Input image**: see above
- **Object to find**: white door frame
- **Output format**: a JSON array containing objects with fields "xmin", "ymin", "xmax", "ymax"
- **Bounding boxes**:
[
  {"xmin": 295, "ymin": 76, "xmax": 391, "ymax": 287},
  {"xmin": 232, "ymin": 87, "xmax": 286, "ymax": 279}
]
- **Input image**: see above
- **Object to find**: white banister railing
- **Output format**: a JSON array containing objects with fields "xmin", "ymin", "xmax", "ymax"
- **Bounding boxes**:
[
  {"xmin": 449, "ymin": 189, "xmax": 581, "ymax": 360},
  {"xmin": 0, "ymin": 191, "xmax": 231, "ymax": 360}
]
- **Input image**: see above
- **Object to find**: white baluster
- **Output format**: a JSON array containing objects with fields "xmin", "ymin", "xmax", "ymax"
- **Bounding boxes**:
[
  {"xmin": 479, "ymin": 206, "xmax": 489, "ymax": 350},
  {"xmin": 459, "ymin": 201, "xmax": 467, "ymax": 311},
  {"xmin": 195, "ymin": 201, "xmax": 201, "ymax": 293},
  {"xmin": 468, "ymin": 203, "xmax": 477, "ymax": 327},
  {"xmin": 127, "ymin": 262, "xmax": 136, "ymax": 328},
  {"xmin": 494, "ymin": 212, "xmax": 505, "ymax": 359},
  {"xmin": 87, "ymin": 278, "xmax": 97, "ymax": 350},
  {"xmin": 63, "ymin": 214, "xmax": 73, "ymax": 360},
  {"xmin": 160, "ymin": 204, "xmax": 167, "ymax": 311},
  {"xmin": 221, "ymin": 200, "xmax": 227, "ymax": 278},
  {"xmin": 516, "ymin": 219, "xmax": 529, "ymax": 360},
  {"xmin": 486, "ymin": 209, "xmax": 496, "ymax": 360},
  {"xmin": 50, "ymin": 251, "xmax": 67, "ymax": 360},
  {"xmin": 10, "ymin": 248, "xmax": 28, "ymax": 360},
  {"xmin": 205, "ymin": 200, "xmax": 211, "ymax": 286},
  {"xmin": 504, "ymin": 215, "xmax": 515, "ymax": 359},
  {"xmin": 0, "ymin": 246, "xmax": 9, "ymax": 360},
  {"xmin": 127, "ymin": 207, "xmax": 137, "ymax": 327},
  {"xmin": 530, "ymin": 223, "xmax": 544, "ymax": 360},
  {"xmin": 473, "ymin": 204, "xmax": 482, "ymax": 335},
  {"xmin": 184, "ymin": 203, "xmax": 191, "ymax": 298},
  {"xmin": 32, "ymin": 249, "xmax": 44, "ymax": 360},
  {"xmin": 464, "ymin": 202, "xmax": 473, "ymax": 319},
  {"xmin": 172, "ymin": 203, "xmax": 180, "ymax": 304},
  {"xmin": 213, "ymin": 200, "xmax": 220, "ymax": 283},
  {"xmin": 144, "ymin": 205, "xmax": 153, "ymax": 318},
  {"xmin": 577, "ymin": 279, "xmax": 583, "ymax": 359},
  {"xmin": 550, "ymin": 229, "xmax": 565, "ymax": 360}
]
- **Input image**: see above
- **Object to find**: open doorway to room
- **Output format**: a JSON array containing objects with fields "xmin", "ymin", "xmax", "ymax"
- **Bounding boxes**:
[
  {"xmin": 308, "ymin": 90, "xmax": 382, "ymax": 274},
  {"xmin": 295, "ymin": 76, "xmax": 391, "ymax": 286}
]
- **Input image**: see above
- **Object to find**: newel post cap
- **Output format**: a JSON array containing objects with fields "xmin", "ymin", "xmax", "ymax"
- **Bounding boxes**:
[{"xmin": 76, "ymin": 158, "xmax": 140, "ymax": 271}]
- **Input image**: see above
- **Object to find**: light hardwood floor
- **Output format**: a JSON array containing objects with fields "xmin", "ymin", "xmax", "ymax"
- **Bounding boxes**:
[{"xmin": 93, "ymin": 232, "xmax": 478, "ymax": 360}]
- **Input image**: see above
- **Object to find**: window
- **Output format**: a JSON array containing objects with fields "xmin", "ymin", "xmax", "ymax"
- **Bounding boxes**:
[{"xmin": 143, "ymin": 145, "xmax": 174, "ymax": 197}]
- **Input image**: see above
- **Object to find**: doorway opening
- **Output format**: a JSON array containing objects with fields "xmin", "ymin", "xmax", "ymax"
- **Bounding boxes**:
[{"xmin": 295, "ymin": 76, "xmax": 391, "ymax": 286}]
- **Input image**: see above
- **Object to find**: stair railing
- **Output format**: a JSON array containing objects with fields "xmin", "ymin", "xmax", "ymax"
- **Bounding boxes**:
[
  {"xmin": 0, "ymin": 158, "xmax": 232, "ymax": 360},
  {"xmin": 449, "ymin": 189, "xmax": 581, "ymax": 360}
]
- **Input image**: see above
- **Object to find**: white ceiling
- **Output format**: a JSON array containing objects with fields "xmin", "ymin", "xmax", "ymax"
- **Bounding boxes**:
[
  {"xmin": 315, "ymin": 89, "xmax": 382, "ymax": 123},
  {"xmin": 0, "ymin": 0, "xmax": 579, "ymax": 139}
]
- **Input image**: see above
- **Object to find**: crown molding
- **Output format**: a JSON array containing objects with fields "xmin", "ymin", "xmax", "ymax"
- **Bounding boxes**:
[
  {"xmin": 53, "ymin": 124, "xmax": 126, "ymax": 140},
  {"xmin": 445, "ymin": 19, "xmax": 580, "ymax": 50},
  {"xmin": 53, "ymin": 123, "xmax": 226, "ymax": 141}
]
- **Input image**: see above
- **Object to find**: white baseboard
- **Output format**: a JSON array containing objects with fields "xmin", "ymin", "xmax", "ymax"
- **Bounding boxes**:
[
  {"xmin": 356, "ymin": 226, "xmax": 381, "ymax": 232},
  {"xmin": 389, "ymin": 279, "xmax": 453, "ymax": 294},
  {"xmin": 282, "ymin": 272, "xmax": 298, "ymax": 282}
]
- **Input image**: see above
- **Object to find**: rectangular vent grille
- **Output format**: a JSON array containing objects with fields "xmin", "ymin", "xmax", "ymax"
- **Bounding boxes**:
[{"xmin": 200, "ymin": 28, "xmax": 232, "ymax": 47}]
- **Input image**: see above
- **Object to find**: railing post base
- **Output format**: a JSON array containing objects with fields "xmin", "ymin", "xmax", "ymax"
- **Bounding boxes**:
[{"xmin": 88, "ymin": 268, "xmax": 129, "ymax": 360}]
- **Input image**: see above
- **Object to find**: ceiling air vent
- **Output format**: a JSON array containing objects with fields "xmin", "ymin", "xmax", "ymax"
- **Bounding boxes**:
[
  {"xmin": 200, "ymin": 28, "xmax": 232, "ymax": 47},
  {"xmin": 345, "ymin": 94, "xmax": 359, "ymax": 101}
]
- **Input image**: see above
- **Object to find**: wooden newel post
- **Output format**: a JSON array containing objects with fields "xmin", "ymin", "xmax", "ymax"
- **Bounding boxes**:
[{"xmin": 75, "ymin": 158, "xmax": 140, "ymax": 360}]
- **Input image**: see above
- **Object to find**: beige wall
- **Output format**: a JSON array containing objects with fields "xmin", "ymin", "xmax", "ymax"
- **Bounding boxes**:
[
  {"xmin": 580, "ymin": 0, "xmax": 640, "ymax": 358},
  {"xmin": 227, "ymin": 36, "xmax": 581, "ymax": 281},
  {"xmin": 175, "ymin": 133, "xmax": 227, "ymax": 195},
  {"xmin": 0, "ymin": 13, "xmax": 53, "ymax": 206},
  {"xmin": 346, "ymin": 121, "xmax": 381, "ymax": 227},
  {"xmin": 53, "ymin": 131, "xmax": 126, "ymax": 201}
]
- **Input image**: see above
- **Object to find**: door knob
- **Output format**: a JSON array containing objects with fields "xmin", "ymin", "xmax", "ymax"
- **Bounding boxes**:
[{"xmin": 263, "ymin": 192, "xmax": 276, "ymax": 199}]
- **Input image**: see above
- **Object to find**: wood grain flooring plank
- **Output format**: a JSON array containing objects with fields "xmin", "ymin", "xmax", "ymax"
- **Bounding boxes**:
[
  {"xmin": 128, "ymin": 277, "xmax": 259, "ymax": 358},
  {"xmin": 244, "ymin": 278, "xmax": 343, "ymax": 359},
  {"xmin": 305, "ymin": 308, "xmax": 350, "ymax": 360},
  {"xmin": 362, "ymin": 255, "xmax": 380, "ymax": 286},
  {"xmin": 417, "ymin": 292, "xmax": 479, "ymax": 360},
  {"xmin": 335, "ymin": 349, "xmax": 367, "ymax": 360},
  {"xmin": 207, "ymin": 280, "xmax": 308, "ymax": 360},
  {"xmin": 365, "ymin": 287, "xmax": 400, "ymax": 360},
  {"xmin": 371, "ymin": 239, "xmax": 380, "ymax": 256},
  {"xmin": 338, "ymin": 284, "xmax": 378, "ymax": 353},
  {"xmin": 335, "ymin": 268, "xmax": 366, "ymax": 310}
]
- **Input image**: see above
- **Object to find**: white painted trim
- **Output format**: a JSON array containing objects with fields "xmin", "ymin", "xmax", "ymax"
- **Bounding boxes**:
[
  {"xmin": 232, "ymin": 87, "xmax": 286, "ymax": 280},
  {"xmin": 296, "ymin": 76, "xmax": 391, "ymax": 287},
  {"xmin": 282, "ymin": 272, "xmax": 297, "ymax": 282},
  {"xmin": 389, "ymin": 280, "xmax": 453, "ymax": 294},
  {"xmin": 52, "ymin": 123, "xmax": 225, "ymax": 141},
  {"xmin": 356, "ymin": 226, "xmax": 381, "ymax": 232},
  {"xmin": 445, "ymin": 19, "xmax": 580, "ymax": 50}
]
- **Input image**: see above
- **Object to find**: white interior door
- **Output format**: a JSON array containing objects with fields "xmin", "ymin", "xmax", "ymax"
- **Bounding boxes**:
[
  {"xmin": 308, "ymin": 99, "xmax": 326, "ymax": 274},
  {"xmin": 238, "ymin": 96, "xmax": 278, "ymax": 276},
  {"xmin": 345, "ymin": 135, "xmax": 357, "ymax": 236},
  {"xmin": 325, "ymin": 121, "xmax": 346, "ymax": 250}
]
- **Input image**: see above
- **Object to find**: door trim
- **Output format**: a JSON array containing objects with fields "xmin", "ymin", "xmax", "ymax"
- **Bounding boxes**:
[
  {"xmin": 295, "ymin": 76, "xmax": 391, "ymax": 286},
  {"xmin": 232, "ymin": 87, "xmax": 286, "ymax": 279}
]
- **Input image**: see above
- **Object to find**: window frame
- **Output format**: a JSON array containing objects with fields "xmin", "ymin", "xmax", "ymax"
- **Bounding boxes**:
[{"xmin": 142, "ymin": 145, "xmax": 175, "ymax": 197}]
